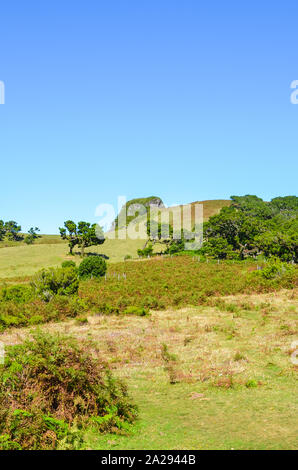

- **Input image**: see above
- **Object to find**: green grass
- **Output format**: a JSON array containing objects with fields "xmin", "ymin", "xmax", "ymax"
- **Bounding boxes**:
[
  {"xmin": 86, "ymin": 374, "xmax": 297, "ymax": 450},
  {"xmin": 0, "ymin": 237, "xmax": 145, "ymax": 280},
  {"xmin": 0, "ymin": 234, "xmax": 64, "ymax": 248}
]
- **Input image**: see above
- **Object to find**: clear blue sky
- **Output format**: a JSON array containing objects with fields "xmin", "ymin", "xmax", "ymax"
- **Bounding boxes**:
[{"xmin": 0, "ymin": 1, "xmax": 297, "ymax": 233}]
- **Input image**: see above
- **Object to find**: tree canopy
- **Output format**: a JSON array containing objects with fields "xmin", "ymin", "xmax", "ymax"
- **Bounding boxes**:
[
  {"xmin": 59, "ymin": 220, "xmax": 105, "ymax": 256},
  {"xmin": 201, "ymin": 195, "xmax": 298, "ymax": 262},
  {"xmin": 0, "ymin": 220, "xmax": 22, "ymax": 241}
]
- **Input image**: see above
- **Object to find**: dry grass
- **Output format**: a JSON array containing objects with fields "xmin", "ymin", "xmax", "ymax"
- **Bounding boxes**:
[
  {"xmin": 2, "ymin": 289, "xmax": 296, "ymax": 376},
  {"xmin": 1, "ymin": 289, "xmax": 297, "ymax": 449}
]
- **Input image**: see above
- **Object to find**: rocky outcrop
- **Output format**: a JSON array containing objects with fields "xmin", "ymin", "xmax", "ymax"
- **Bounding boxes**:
[{"xmin": 113, "ymin": 196, "xmax": 165, "ymax": 230}]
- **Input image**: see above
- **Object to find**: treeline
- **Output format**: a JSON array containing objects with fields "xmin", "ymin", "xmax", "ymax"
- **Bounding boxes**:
[
  {"xmin": 201, "ymin": 195, "xmax": 298, "ymax": 262},
  {"xmin": 139, "ymin": 195, "xmax": 298, "ymax": 263},
  {"xmin": 0, "ymin": 220, "xmax": 40, "ymax": 244}
]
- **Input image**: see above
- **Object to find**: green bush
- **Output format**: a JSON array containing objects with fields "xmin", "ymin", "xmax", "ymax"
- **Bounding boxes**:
[
  {"xmin": 0, "ymin": 294, "xmax": 89, "ymax": 332},
  {"xmin": 245, "ymin": 379, "xmax": 258, "ymax": 388},
  {"xmin": 0, "ymin": 332, "xmax": 137, "ymax": 450},
  {"xmin": 199, "ymin": 237, "xmax": 237, "ymax": 259},
  {"xmin": 258, "ymin": 258, "xmax": 295, "ymax": 280},
  {"xmin": 123, "ymin": 306, "xmax": 149, "ymax": 316},
  {"xmin": 28, "ymin": 315, "xmax": 44, "ymax": 325},
  {"xmin": 141, "ymin": 295, "xmax": 159, "ymax": 309},
  {"xmin": 61, "ymin": 260, "xmax": 77, "ymax": 270},
  {"xmin": 137, "ymin": 244, "xmax": 153, "ymax": 258},
  {"xmin": 167, "ymin": 240, "xmax": 185, "ymax": 255},
  {"xmin": 31, "ymin": 266, "xmax": 79, "ymax": 301},
  {"xmin": 0, "ymin": 313, "xmax": 26, "ymax": 329},
  {"xmin": 78, "ymin": 256, "xmax": 107, "ymax": 280},
  {"xmin": 24, "ymin": 235, "xmax": 34, "ymax": 245},
  {"xmin": 75, "ymin": 315, "xmax": 88, "ymax": 324},
  {"xmin": 0, "ymin": 285, "xmax": 34, "ymax": 304}
]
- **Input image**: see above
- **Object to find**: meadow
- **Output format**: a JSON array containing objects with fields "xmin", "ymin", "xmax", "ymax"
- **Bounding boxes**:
[
  {"xmin": 0, "ymin": 237, "xmax": 145, "ymax": 280},
  {"xmin": 1, "ymin": 288, "xmax": 297, "ymax": 449}
]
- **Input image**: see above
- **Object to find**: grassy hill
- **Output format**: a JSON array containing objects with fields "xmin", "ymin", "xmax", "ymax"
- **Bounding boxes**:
[
  {"xmin": 0, "ymin": 199, "xmax": 230, "ymax": 280},
  {"xmin": 0, "ymin": 234, "xmax": 65, "ymax": 248},
  {"xmin": 114, "ymin": 196, "xmax": 165, "ymax": 229}
]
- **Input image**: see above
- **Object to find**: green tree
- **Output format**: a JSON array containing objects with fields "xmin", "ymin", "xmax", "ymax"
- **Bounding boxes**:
[
  {"xmin": 24, "ymin": 227, "xmax": 40, "ymax": 245},
  {"xmin": 59, "ymin": 220, "xmax": 105, "ymax": 256},
  {"xmin": 59, "ymin": 220, "xmax": 78, "ymax": 255},
  {"xmin": 200, "ymin": 237, "xmax": 236, "ymax": 259},
  {"xmin": 143, "ymin": 219, "xmax": 187, "ymax": 255},
  {"xmin": 0, "ymin": 220, "xmax": 5, "ymax": 241},
  {"xmin": 4, "ymin": 221, "xmax": 21, "ymax": 241},
  {"xmin": 201, "ymin": 194, "xmax": 298, "ymax": 261}
]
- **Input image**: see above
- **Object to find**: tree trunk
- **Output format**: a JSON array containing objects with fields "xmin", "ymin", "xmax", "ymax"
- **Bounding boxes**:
[{"xmin": 81, "ymin": 244, "xmax": 85, "ymax": 257}]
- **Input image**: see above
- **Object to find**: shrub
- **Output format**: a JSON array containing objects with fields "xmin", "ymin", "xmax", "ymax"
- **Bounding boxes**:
[
  {"xmin": 123, "ymin": 306, "xmax": 149, "ymax": 316},
  {"xmin": 75, "ymin": 315, "xmax": 88, "ymax": 324},
  {"xmin": 245, "ymin": 379, "xmax": 258, "ymax": 388},
  {"xmin": 61, "ymin": 260, "xmax": 77, "ymax": 270},
  {"xmin": 199, "ymin": 237, "xmax": 237, "ymax": 260},
  {"xmin": 167, "ymin": 240, "xmax": 185, "ymax": 255},
  {"xmin": 78, "ymin": 257, "xmax": 107, "ymax": 280},
  {"xmin": 0, "ymin": 285, "xmax": 34, "ymax": 304},
  {"xmin": 257, "ymin": 258, "xmax": 295, "ymax": 280},
  {"xmin": 141, "ymin": 295, "xmax": 159, "ymax": 309},
  {"xmin": 28, "ymin": 315, "xmax": 44, "ymax": 325},
  {"xmin": 137, "ymin": 244, "xmax": 153, "ymax": 258},
  {"xmin": 140, "ymin": 296, "xmax": 165, "ymax": 310},
  {"xmin": 24, "ymin": 235, "xmax": 34, "ymax": 245},
  {"xmin": 31, "ymin": 266, "xmax": 79, "ymax": 301},
  {"xmin": 0, "ymin": 332, "xmax": 137, "ymax": 450}
]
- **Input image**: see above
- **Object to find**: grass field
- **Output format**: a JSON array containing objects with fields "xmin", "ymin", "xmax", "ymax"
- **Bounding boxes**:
[
  {"xmin": 1, "ymin": 289, "xmax": 297, "ymax": 449},
  {"xmin": 0, "ymin": 237, "xmax": 145, "ymax": 280},
  {"xmin": 0, "ymin": 199, "xmax": 230, "ymax": 280}
]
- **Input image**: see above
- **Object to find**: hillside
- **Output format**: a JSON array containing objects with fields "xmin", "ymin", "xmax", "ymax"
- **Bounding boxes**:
[
  {"xmin": 0, "ymin": 199, "xmax": 230, "ymax": 280},
  {"xmin": 113, "ymin": 198, "xmax": 230, "ymax": 231},
  {"xmin": 0, "ymin": 234, "xmax": 64, "ymax": 248},
  {"xmin": 113, "ymin": 196, "xmax": 165, "ymax": 230}
]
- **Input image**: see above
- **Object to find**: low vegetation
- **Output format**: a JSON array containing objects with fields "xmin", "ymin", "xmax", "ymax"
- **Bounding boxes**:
[
  {"xmin": 0, "ymin": 257, "xmax": 296, "ymax": 333},
  {"xmin": 0, "ymin": 332, "xmax": 137, "ymax": 450},
  {"xmin": 78, "ymin": 256, "xmax": 107, "ymax": 280},
  {"xmin": 81, "ymin": 257, "xmax": 297, "ymax": 315}
]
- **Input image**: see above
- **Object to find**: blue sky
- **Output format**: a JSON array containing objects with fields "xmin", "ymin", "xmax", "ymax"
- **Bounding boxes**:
[{"xmin": 0, "ymin": 1, "xmax": 297, "ymax": 233}]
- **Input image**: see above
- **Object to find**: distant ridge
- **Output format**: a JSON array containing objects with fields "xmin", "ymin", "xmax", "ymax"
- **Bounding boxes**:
[
  {"xmin": 113, "ymin": 196, "xmax": 165, "ymax": 230},
  {"xmin": 109, "ymin": 198, "xmax": 231, "ymax": 235}
]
